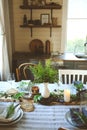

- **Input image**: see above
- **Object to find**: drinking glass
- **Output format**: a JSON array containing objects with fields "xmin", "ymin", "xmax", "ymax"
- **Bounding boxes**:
[
  {"xmin": 7, "ymin": 73, "xmax": 15, "ymax": 85},
  {"xmin": 80, "ymin": 90, "xmax": 87, "ymax": 112},
  {"xmin": 22, "ymin": 81, "xmax": 33, "ymax": 98}
]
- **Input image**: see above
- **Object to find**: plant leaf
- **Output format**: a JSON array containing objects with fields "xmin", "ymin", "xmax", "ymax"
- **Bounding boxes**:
[{"xmin": 6, "ymin": 103, "xmax": 15, "ymax": 118}]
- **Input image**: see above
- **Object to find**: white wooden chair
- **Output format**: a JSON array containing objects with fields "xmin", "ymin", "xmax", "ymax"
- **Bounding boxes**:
[{"xmin": 58, "ymin": 69, "xmax": 87, "ymax": 84}]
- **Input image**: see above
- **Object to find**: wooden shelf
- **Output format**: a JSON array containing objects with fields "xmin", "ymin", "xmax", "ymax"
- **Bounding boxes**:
[
  {"xmin": 20, "ymin": 25, "xmax": 62, "ymax": 37},
  {"xmin": 20, "ymin": 25, "xmax": 61, "ymax": 28},
  {"xmin": 20, "ymin": 4, "xmax": 62, "ymax": 37},
  {"xmin": 20, "ymin": 5, "xmax": 62, "ymax": 9}
]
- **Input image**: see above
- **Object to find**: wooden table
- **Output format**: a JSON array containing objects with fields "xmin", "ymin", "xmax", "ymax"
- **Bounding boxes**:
[
  {"xmin": 0, "ymin": 81, "xmax": 86, "ymax": 130},
  {"xmin": 0, "ymin": 103, "xmax": 85, "ymax": 130}
]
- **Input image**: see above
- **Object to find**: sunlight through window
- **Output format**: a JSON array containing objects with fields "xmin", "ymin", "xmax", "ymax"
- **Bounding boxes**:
[{"xmin": 66, "ymin": 0, "xmax": 87, "ymax": 53}]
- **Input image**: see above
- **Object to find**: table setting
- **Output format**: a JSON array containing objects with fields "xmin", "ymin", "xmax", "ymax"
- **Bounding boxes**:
[
  {"xmin": 0, "ymin": 80, "xmax": 87, "ymax": 129},
  {"xmin": 65, "ymin": 107, "xmax": 87, "ymax": 129},
  {"xmin": 0, "ymin": 102, "xmax": 23, "ymax": 126}
]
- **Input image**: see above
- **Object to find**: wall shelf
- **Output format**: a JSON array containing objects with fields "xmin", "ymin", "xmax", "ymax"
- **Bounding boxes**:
[
  {"xmin": 20, "ymin": 4, "xmax": 62, "ymax": 37},
  {"xmin": 20, "ymin": 5, "xmax": 62, "ymax": 10},
  {"xmin": 20, "ymin": 25, "xmax": 61, "ymax": 37}
]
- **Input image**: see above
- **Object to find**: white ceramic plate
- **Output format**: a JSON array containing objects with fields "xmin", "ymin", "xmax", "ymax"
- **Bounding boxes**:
[
  {"xmin": 0, "ymin": 109, "xmax": 23, "ymax": 125},
  {"xmin": 0, "ymin": 107, "xmax": 21, "ymax": 123},
  {"xmin": 65, "ymin": 111, "xmax": 87, "ymax": 129},
  {"xmin": 0, "ymin": 103, "xmax": 22, "ymax": 123}
]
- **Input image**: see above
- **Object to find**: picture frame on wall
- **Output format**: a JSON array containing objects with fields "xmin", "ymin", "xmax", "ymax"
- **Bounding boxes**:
[{"xmin": 41, "ymin": 14, "xmax": 50, "ymax": 25}]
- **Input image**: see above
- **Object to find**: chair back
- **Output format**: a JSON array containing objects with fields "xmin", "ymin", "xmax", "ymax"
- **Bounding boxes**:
[
  {"xmin": 59, "ymin": 69, "xmax": 87, "ymax": 84},
  {"xmin": 16, "ymin": 63, "xmax": 36, "ymax": 81}
]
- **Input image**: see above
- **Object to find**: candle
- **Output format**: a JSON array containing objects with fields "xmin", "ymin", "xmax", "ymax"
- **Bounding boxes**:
[{"xmin": 64, "ymin": 89, "xmax": 70, "ymax": 102}]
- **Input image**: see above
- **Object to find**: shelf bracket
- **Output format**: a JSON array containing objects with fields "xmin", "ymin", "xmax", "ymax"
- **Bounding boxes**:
[
  {"xmin": 50, "ymin": 27, "xmax": 52, "ymax": 37},
  {"xmin": 31, "ymin": 27, "xmax": 32, "ymax": 37},
  {"xmin": 30, "ymin": 9, "xmax": 32, "ymax": 20},
  {"xmin": 51, "ymin": 9, "xmax": 53, "ymax": 21}
]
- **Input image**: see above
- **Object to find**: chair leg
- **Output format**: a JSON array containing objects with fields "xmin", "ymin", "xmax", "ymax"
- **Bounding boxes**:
[{"xmin": 16, "ymin": 68, "xmax": 20, "ymax": 81}]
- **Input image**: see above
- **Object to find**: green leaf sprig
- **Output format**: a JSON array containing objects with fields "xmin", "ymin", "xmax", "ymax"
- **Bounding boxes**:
[
  {"xmin": 6, "ymin": 103, "xmax": 15, "ymax": 118},
  {"xmin": 74, "ymin": 81, "xmax": 83, "ymax": 91},
  {"xmin": 11, "ymin": 92, "xmax": 24, "ymax": 100},
  {"xmin": 73, "ymin": 109, "xmax": 87, "ymax": 125}
]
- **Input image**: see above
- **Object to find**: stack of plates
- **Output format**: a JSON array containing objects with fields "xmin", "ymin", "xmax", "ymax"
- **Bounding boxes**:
[
  {"xmin": 65, "ymin": 109, "xmax": 87, "ymax": 128},
  {"xmin": 0, "ymin": 102, "xmax": 23, "ymax": 125}
]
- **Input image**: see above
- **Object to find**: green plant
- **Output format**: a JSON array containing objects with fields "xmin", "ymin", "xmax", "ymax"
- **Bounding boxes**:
[
  {"xmin": 0, "ymin": 91, "xmax": 24, "ymax": 101},
  {"xmin": 11, "ymin": 92, "xmax": 24, "ymax": 100},
  {"xmin": 30, "ymin": 59, "xmax": 58, "ymax": 83},
  {"xmin": 74, "ymin": 81, "xmax": 83, "ymax": 91},
  {"xmin": 71, "ymin": 108, "xmax": 87, "ymax": 125},
  {"xmin": 34, "ymin": 94, "xmax": 42, "ymax": 103},
  {"xmin": 74, "ymin": 81, "xmax": 84, "ymax": 101},
  {"xmin": 6, "ymin": 103, "xmax": 15, "ymax": 118}
]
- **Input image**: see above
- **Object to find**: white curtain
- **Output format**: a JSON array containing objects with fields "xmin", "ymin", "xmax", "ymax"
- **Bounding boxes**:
[{"xmin": 0, "ymin": 0, "xmax": 12, "ymax": 80}]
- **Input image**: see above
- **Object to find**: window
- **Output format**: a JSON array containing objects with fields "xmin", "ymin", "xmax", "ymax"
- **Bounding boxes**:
[
  {"xmin": 66, "ymin": 0, "xmax": 87, "ymax": 54},
  {"xmin": 0, "ymin": 26, "xmax": 2, "ymax": 75}
]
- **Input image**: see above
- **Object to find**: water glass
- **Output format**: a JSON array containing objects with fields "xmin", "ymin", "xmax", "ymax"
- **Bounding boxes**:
[
  {"xmin": 7, "ymin": 73, "xmax": 15, "ymax": 85},
  {"xmin": 80, "ymin": 90, "xmax": 87, "ymax": 112}
]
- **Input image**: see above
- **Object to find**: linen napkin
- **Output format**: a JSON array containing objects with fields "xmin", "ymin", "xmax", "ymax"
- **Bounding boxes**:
[{"xmin": 0, "ymin": 103, "xmax": 20, "ymax": 122}]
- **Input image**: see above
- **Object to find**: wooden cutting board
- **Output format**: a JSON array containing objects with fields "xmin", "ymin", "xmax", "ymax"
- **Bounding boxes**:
[{"xmin": 29, "ymin": 39, "xmax": 44, "ymax": 54}]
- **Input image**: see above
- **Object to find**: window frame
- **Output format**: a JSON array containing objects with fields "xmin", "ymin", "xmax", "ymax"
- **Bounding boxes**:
[
  {"xmin": 61, "ymin": 0, "xmax": 68, "ymax": 53},
  {"xmin": 62, "ymin": 0, "xmax": 87, "ymax": 53}
]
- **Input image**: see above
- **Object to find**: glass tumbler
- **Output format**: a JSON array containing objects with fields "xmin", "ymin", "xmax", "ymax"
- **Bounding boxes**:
[
  {"xmin": 7, "ymin": 73, "xmax": 15, "ymax": 85},
  {"xmin": 80, "ymin": 90, "xmax": 87, "ymax": 113}
]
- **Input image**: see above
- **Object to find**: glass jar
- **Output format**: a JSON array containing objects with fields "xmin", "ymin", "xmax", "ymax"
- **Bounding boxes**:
[{"xmin": 80, "ymin": 90, "xmax": 87, "ymax": 113}]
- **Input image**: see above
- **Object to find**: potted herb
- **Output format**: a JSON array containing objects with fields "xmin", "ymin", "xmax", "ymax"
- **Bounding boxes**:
[
  {"xmin": 29, "ymin": 59, "xmax": 58, "ymax": 83},
  {"xmin": 30, "ymin": 59, "xmax": 58, "ymax": 99}
]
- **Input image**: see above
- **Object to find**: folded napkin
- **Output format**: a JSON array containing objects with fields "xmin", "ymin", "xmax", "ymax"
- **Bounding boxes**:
[
  {"xmin": 0, "ymin": 103, "xmax": 20, "ymax": 122},
  {"xmin": 6, "ymin": 88, "xmax": 18, "ymax": 95},
  {"xmin": 70, "ymin": 108, "xmax": 87, "ymax": 127}
]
